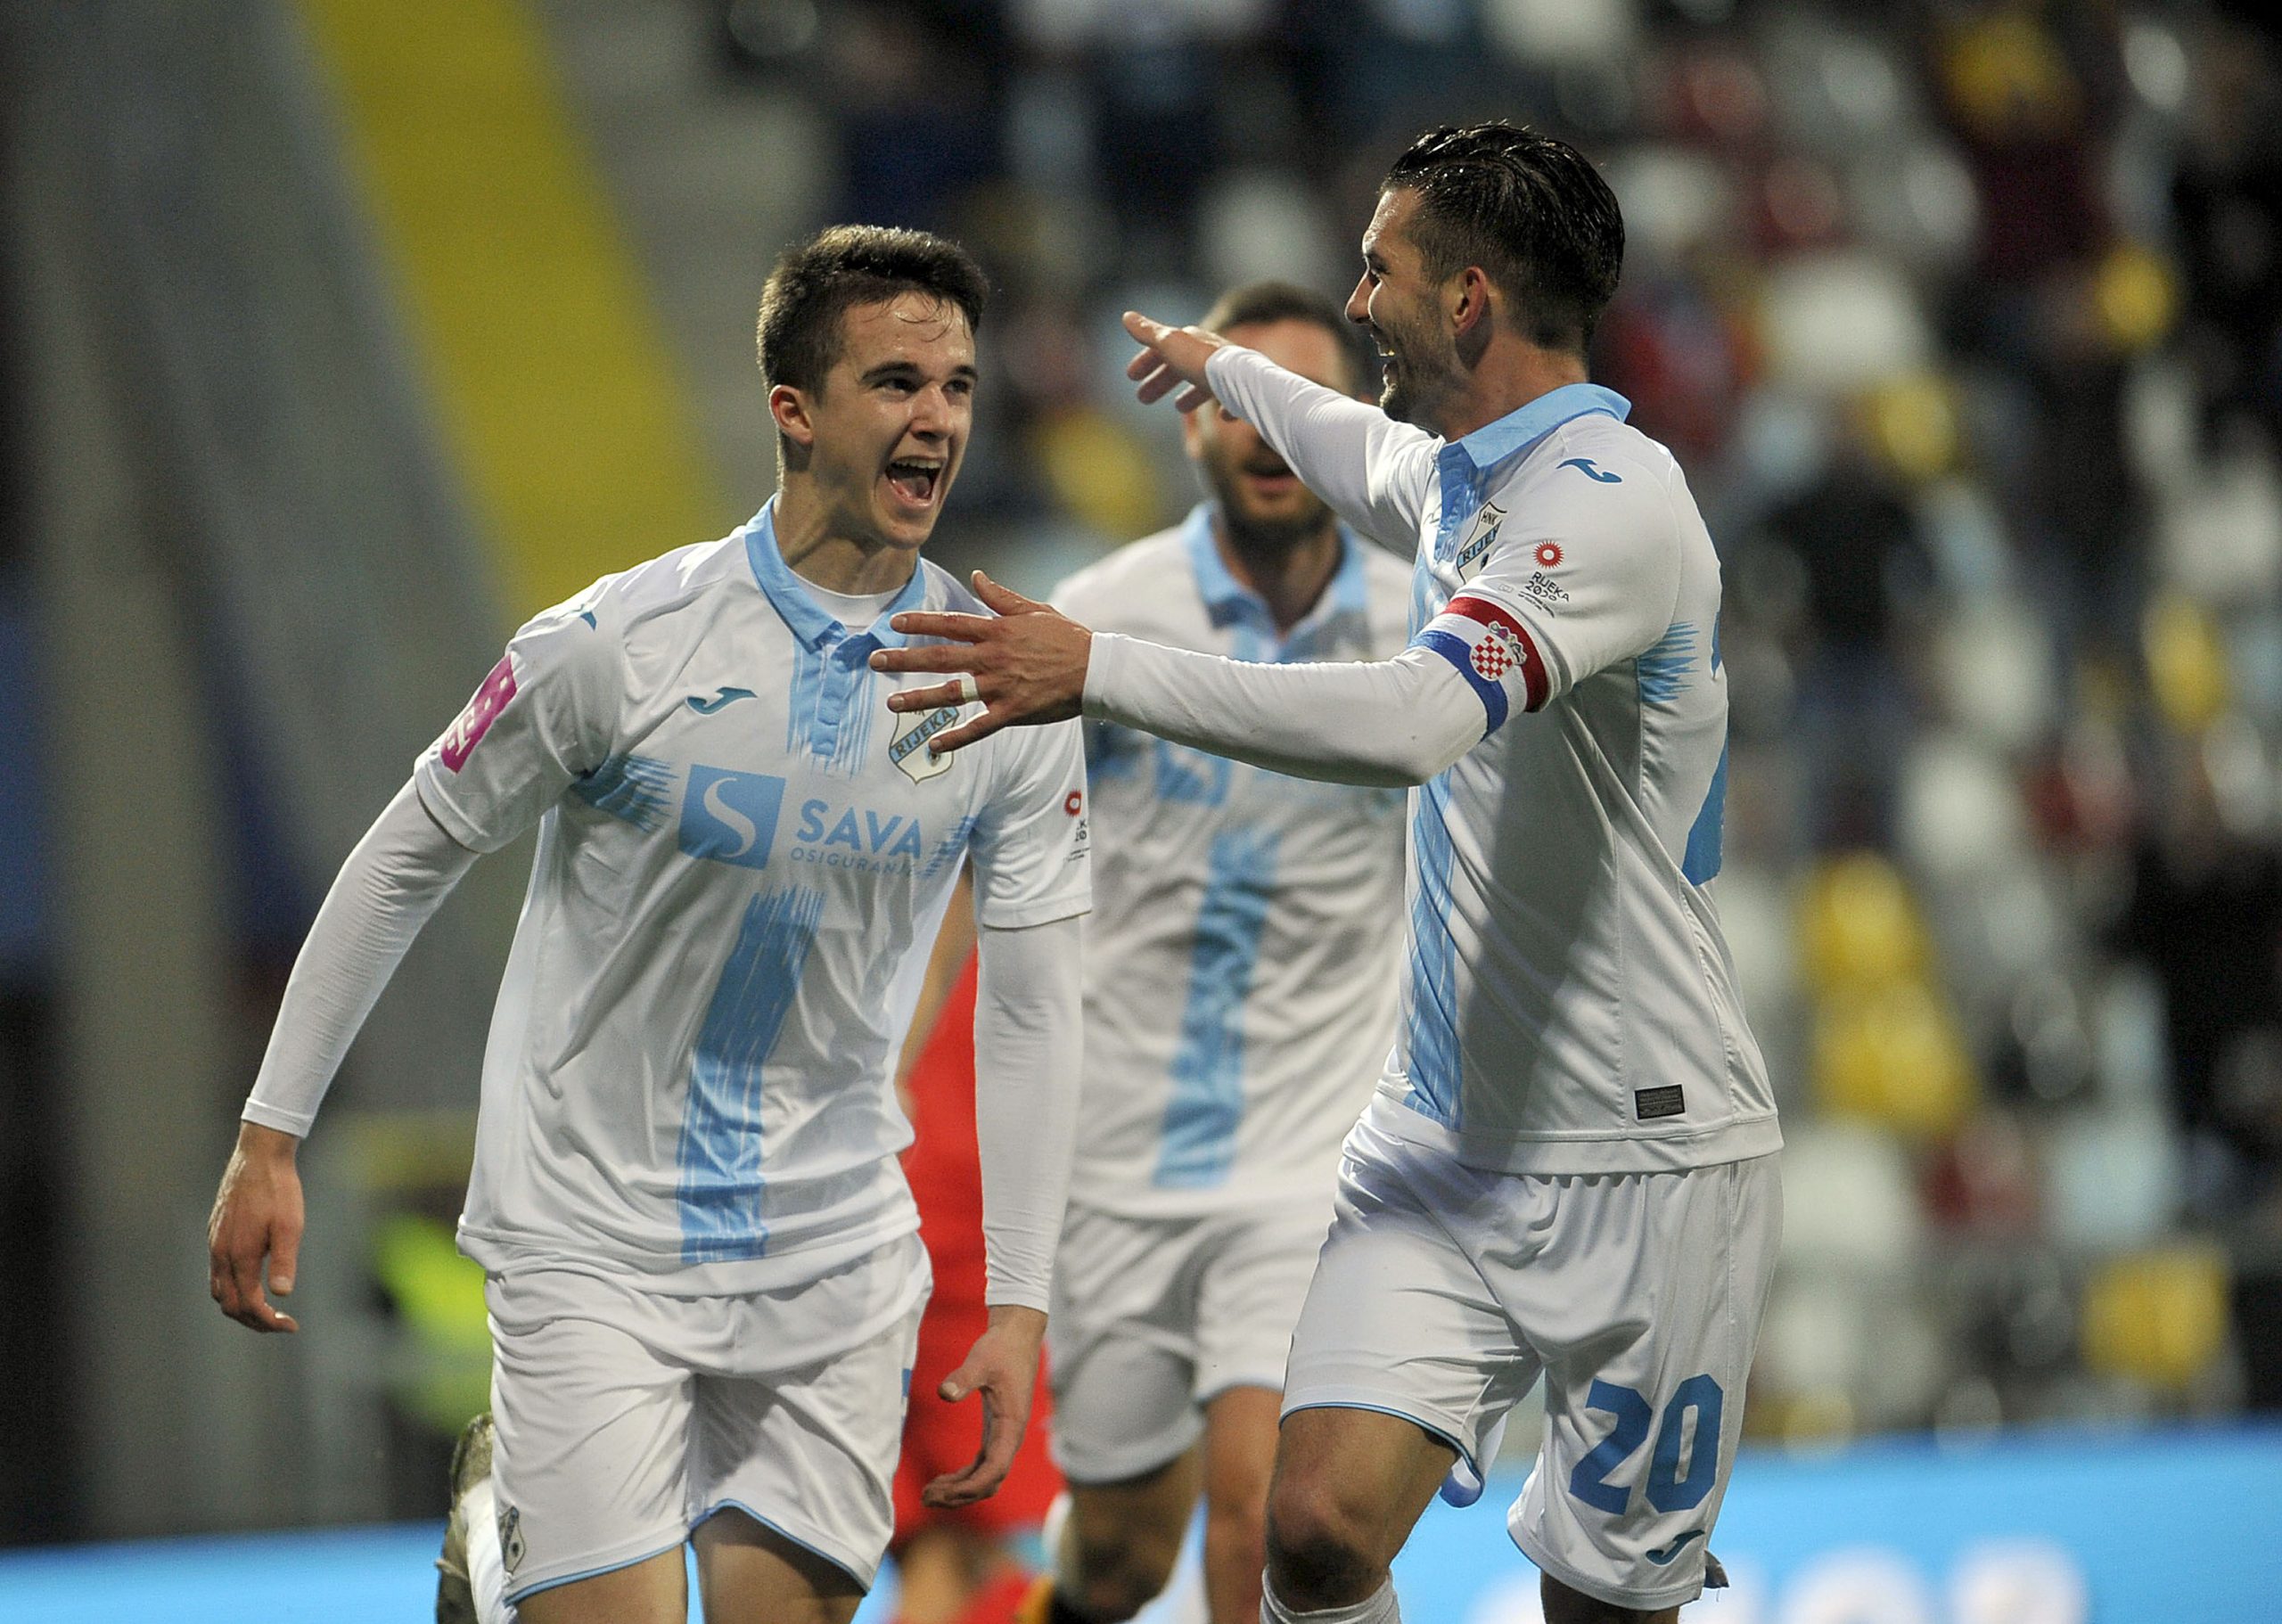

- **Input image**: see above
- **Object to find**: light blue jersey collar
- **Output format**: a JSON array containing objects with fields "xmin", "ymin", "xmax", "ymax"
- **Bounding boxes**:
[
  {"xmin": 743, "ymin": 498, "xmax": 932, "ymax": 653},
  {"xmin": 1180, "ymin": 503, "xmax": 1370, "ymax": 660},
  {"xmin": 1447, "ymin": 382, "xmax": 1630, "ymax": 473},
  {"xmin": 1427, "ymin": 384, "xmax": 1630, "ymax": 579}
]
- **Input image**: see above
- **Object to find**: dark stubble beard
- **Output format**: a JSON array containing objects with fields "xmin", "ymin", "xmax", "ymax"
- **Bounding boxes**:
[
  {"xmin": 1201, "ymin": 454, "xmax": 1333, "ymax": 554},
  {"xmin": 1372, "ymin": 313, "xmax": 1447, "ymax": 428}
]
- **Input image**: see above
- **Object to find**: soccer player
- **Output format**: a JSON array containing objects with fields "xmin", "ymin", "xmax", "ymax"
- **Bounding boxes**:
[
  {"xmin": 872, "ymin": 125, "xmax": 1782, "ymax": 1624},
  {"xmin": 1026, "ymin": 281, "xmax": 1411, "ymax": 1624},
  {"xmin": 205, "ymin": 225, "xmax": 1092, "ymax": 1624}
]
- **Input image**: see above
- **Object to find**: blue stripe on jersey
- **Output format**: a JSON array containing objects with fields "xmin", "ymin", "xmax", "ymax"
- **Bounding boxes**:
[
  {"xmin": 921, "ymin": 813, "xmax": 979, "ymax": 882},
  {"xmin": 786, "ymin": 640, "xmax": 831, "ymax": 757},
  {"xmin": 827, "ymin": 656, "xmax": 879, "ymax": 775},
  {"xmin": 675, "ymin": 885, "xmax": 827, "ymax": 1262},
  {"xmin": 1402, "ymin": 775, "xmax": 1464, "ymax": 1128},
  {"xmin": 1417, "ymin": 628, "xmax": 1509, "ymax": 734},
  {"xmin": 1637, "ymin": 622, "xmax": 1696, "ymax": 707},
  {"xmin": 571, "ymin": 753, "xmax": 676, "ymax": 830},
  {"xmin": 1408, "ymin": 540, "xmax": 1438, "ymax": 640},
  {"xmin": 1153, "ymin": 827, "xmax": 1281, "ymax": 1189},
  {"xmin": 1682, "ymin": 743, "xmax": 1728, "ymax": 885}
]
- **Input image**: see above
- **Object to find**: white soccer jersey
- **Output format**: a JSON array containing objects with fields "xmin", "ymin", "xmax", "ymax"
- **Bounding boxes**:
[
  {"xmin": 1050, "ymin": 506, "xmax": 1411, "ymax": 1215},
  {"xmin": 414, "ymin": 502, "xmax": 1091, "ymax": 1292},
  {"xmin": 1203, "ymin": 350, "xmax": 1780, "ymax": 1175}
]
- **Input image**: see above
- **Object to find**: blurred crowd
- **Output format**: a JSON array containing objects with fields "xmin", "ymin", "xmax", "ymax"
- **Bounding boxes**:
[{"xmin": 709, "ymin": 0, "xmax": 2282, "ymax": 1446}]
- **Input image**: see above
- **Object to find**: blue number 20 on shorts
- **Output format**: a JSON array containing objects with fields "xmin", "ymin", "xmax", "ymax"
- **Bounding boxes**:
[{"xmin": 1567, "ymin": 1374, "xmax": 1724, "ymax": 1516}]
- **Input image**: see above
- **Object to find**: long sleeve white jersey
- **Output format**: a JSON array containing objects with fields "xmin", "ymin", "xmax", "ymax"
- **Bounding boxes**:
[
  {"xmin": 333, "ymin": 504, "xmax": 1089, "ymax": 1294},
  {"xmin": 1084, "ymin": 347, "xmax": 1778, "ymax": 1176},
  {"xmin": 1050, "ymin": 507, "xmax": 1412, "ymax": 1217}
]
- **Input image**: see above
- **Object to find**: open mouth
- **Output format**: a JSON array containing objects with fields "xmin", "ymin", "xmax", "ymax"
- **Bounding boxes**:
[
  {"xmin": 884, "ymin": 458, "xmax": 943, "ymax": 508},
  {"xmin": 1242, "ymin": 456, "xmax": 1300, "ymax": 494}
]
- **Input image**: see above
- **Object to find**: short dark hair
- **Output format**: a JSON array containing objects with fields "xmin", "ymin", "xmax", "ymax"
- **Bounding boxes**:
[
  {"xmin": 756, "ymin": 225, "xmax": 989, "ymax": 395},
  {"xmin": 1199, "ymin": 280, "xmax": 1375, "ymax": 396},
  {"xmin": 1383, "ymin": 122, "xmax": 1624, "ymax": 355}
]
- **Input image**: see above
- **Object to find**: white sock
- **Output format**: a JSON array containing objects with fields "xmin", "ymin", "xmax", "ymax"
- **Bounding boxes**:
[
  {"xmin": 1260, "ymin": 1575, "xmax": 1400, "ymax": 1624},
  {"xmin": 463, "ymin": 1479, "xmax": 518, "ymax": 1624}
]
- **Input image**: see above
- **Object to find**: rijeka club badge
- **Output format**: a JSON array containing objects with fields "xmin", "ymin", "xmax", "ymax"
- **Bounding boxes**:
[
  {"xmin": 1452, "ymin": 502, "xmax": 1506, "ymax": 582},
  {"xmin": 890, "ymin": 703, "xmax": 961, "ymax": 783}
]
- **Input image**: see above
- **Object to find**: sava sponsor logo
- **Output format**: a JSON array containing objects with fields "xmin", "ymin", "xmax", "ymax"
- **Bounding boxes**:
[
  {"xmin": 890, "ymin": 704, "xmax": 960, "ymax": 782},
  {"xmin": 677, "ymin": 769, "xmax": 926, "ymax": 874},
  {"xmin": 1453, "ymin": 503, "xmax": 1506, "ymax": 582},
  {"xmin": 790, "ymin": 799, "xmax": 924, "ymax": 872},
  {"xmin": 677, "ymin": 767, "xmax": 788, "ymax": 869}
]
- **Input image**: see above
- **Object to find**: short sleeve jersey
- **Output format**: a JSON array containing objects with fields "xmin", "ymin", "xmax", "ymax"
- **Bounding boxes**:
[
  {"xmin": 414, "ymin": 502, "xmax": 1091, "ymax": 1292},
  {"xmin": 1052, "ymin": 508, "xmax": 1412, "ymax": 1216},
  {"xmin": 1247, "ymin": 368, "xmax": 1779, "ymax": 1175}
]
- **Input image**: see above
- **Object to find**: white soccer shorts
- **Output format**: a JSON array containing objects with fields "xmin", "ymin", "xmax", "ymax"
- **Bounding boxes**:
[
  {"xmin": 1282, "ymin": 1103, "xmax": 1781, "ymax": 1612},
  {"xmin": 485, "ymin": 1233, "xmax": 929, "ymax": 1606},
  {"xmin": 1047, "ymin": 1197, "xmax": 1334, "ymax": 1484}
]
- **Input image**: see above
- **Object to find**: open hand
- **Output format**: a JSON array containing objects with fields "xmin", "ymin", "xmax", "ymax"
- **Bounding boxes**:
[
  {"xmin": 871, "ymin": 572, "xmax": 1092, "ymax": 755},
  {"xmin": 1122, "ymin": 311, "xmax": 1227, "ymax": 414},
  {"xmin": 921, "ymin": 1305, "xmax": 1047, "ymax": 1508},
  {"xmin": 208, "ymin": 1121, "xmax": 305, "ymax": 1333}
]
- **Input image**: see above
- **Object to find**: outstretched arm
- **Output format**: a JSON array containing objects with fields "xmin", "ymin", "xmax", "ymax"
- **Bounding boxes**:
[
  {"xmin": 871, "ymin": 575, "xmax": 1487, "ymax": 787},
  {"xmin": 922, "ymin": 911, "xmax": 1083, "ymax": 1507},
  {"xmin": 1122, "ymin": 313, "xmax": 1434, "ymax": 549},
  {"xmin": 209, "ymin": 781, "xmax": 479, "ymax": 1332}
]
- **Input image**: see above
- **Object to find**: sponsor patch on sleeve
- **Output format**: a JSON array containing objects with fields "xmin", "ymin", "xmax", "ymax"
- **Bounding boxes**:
[
  {"xmin": 439, "ymin": 654, "xmax": 518, "ymax": 772},
  {"xmin": 1415, "ymin": 594, "xmax": 1549, "ymax": 732}
]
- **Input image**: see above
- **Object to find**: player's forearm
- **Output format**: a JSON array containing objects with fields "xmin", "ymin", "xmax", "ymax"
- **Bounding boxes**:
[
  {"xmin": 241, "ymin": 780, "xmax": 479, "ymax": 1135},
  {"xmin": 1084, "ymin": 632, "xmax": 1482, "ymax": 787},
  {"xmin": 972, "ymin": 913, "xmax": 1083, "ymax": 1313},
  {"xmin": 1204, "ymin": 344, "xmax": 1431, "ymax": 545}
]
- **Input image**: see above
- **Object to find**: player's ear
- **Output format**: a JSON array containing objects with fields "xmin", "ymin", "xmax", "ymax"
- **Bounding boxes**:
[
  {"xmin": 1449, "ymin": 266, "xmax": 1494, "ymax": 340},
  {"xmin": 769, "ymin": 382, "xmax": 817, "ymax": 453}
]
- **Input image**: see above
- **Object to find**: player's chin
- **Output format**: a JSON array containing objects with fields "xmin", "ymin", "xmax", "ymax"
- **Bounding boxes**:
[{"xmin": 873, "ymin": 486, "xmax": 948, "ymax": 549}]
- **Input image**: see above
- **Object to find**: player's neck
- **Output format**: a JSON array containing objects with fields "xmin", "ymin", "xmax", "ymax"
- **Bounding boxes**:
[
  {"xmin": 772, "ymin": 480, "xmax": 922, "ymax": 598},
  {"xmin": 1214, "ymin": 512, "xmax": 1342, "ymax": 635},
  {"xmin": 1426, "ymin": 340, "xmax": 1590, "ymax": 445}
]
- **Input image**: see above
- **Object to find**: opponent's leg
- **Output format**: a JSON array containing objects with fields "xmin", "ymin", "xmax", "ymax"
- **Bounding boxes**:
[
  {"xmin": 1260, "ymin": 1407, "xmax": 1451, "ymax": 1617},
  {"xmin": 1197, "ymin": 1386, "xmax": 1278, "ymax": 1624},
  {"xmin": 694, "ymin": 1508, "xmax": 864, "ymax": 1624},
  {"xmin": 1052, "ymin": 1448, "xmax": 1203, "ymax": 1620}
]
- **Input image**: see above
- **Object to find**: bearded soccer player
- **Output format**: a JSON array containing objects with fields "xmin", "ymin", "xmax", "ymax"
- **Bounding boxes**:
[
  {"xmin": 206, "ymin": 226, "xmax": 1091, "ymax": 1624},
  {"xmin": 874, "ymin": 125, "xmax": 1781, "ymax": 1624},
  {"xmin": 1023, "ymin": 281, "xmax": 1409, "ymax": 1624}
]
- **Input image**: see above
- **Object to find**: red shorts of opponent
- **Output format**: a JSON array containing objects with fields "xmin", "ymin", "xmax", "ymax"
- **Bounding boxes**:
[{"xmin": 894, "ymin": 953, "xmax": 1064, "ymax": 1546}]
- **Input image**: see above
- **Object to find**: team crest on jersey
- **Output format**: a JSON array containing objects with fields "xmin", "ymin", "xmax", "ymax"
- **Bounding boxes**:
[
  {"xmin": 890, "ymin": 704, "xmax": 961, "ymax": 783},
  {"xmin": 1470, "ymin": 621, "xmax": 1525, "ymax": 681},
  {"xmin": 1453, "ymin": 503, "xmax": 1506, "ymax": 583},
  {"xmin": 497, "ymin": 1503, "xmax": 525, "ymax": 1576}
]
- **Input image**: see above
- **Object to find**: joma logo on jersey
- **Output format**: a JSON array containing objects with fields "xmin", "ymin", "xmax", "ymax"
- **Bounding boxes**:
[
  {"xmin": 678, "ymin": 767, "xmax": 788, "ymax": 869},
  {"xmin": 1454, "ymin": 503, "xmax": 1506, "ymax": 582}
]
